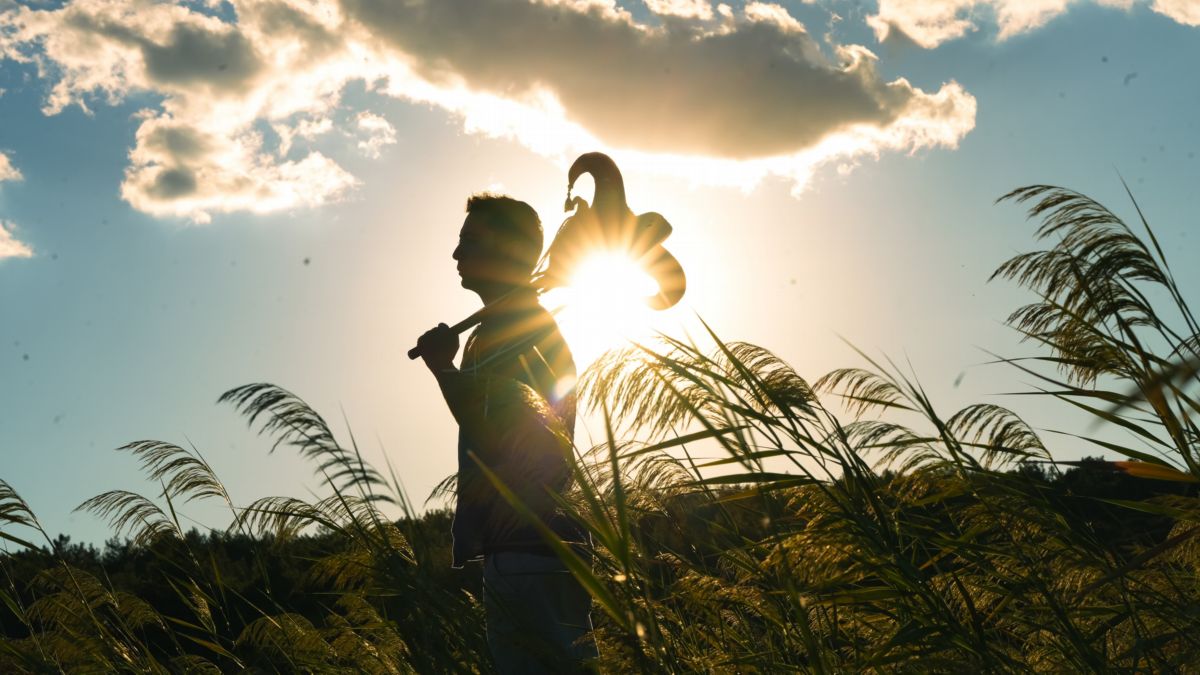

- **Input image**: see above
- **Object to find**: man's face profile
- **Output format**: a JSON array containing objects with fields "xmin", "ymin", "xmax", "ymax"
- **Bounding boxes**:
[{"xmin": 453, "ymin": 211, "xmax": 527, "ymax": 295}]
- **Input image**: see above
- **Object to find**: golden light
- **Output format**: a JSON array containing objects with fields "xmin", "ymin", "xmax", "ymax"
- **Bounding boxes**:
[
  {"xmin": 570, "ymin": 252, "xmax": 660, "ymax": 306},
  {"xmin": 543, "ymin": 251, "xmax": 662, "ymax": 367}
]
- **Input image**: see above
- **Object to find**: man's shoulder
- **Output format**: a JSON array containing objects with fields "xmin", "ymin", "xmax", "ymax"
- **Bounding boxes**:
[
  {"xmin": 473, "ymin": 303, "xmax": 574, "ymax": 375},
  {"xmin": 517, "ymin": 305, "xmax": 576, "ymax": 384}
]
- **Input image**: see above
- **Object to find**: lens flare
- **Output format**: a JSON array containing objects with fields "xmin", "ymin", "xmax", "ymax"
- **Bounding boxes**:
[
  {"xmin": 569, "ymin": 252, "xmax": 660, "ymax": 304},
  {"xmin": 544, "ymin": 252, "xmax": 661, "ymax": 367}
]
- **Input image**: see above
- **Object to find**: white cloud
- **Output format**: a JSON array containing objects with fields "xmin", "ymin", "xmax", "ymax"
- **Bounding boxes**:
[
  {"xmin": 869, "ymin": 0, "xmax": 1194, "ymax": 48},
  {"xmin": 0, "ymin": 0, "xmax": 976, "ymax": 212},
  {"xmin": 0, "ymin": 221, "xmax": 33, "ymax": 260},
  {"xmin": 1, "ymin": 0, "xmax": 366, "ymax": 222},
  {"xmin": 0, "ymin": 152, "xmax": 21, "ymax": 182},
  {"xmin": 120, "ymin": 112, "xmax": 357, "ymax": 223},
  {"xmin": 1152, "ymin": 0, "xmax": 1200, "ymax": 25},
  {"xmin": 743, "ymin": 1, "xmax": 808, "ymax": 33},
  {"xmin": 275, "ymin": 117, "xmax": 334, "ymax": 158},
  {"xmin": 995, "ymin": 0, "xmax": 1073, "ymax": 39},
  {"xmin": 868, "ymin": 0, "xmax": 1070, "ymax": 47},
  {"xmin": 644, "ymin": 0, "xmax": 714, "ymax": 20},
  {"xmin": 353, "ymin": 112, "xmax": 396, "ymax": 159},
  {"xmin": 868, "ymin": 0, "xmax": 975, "ymax": 47},
  {"xmin": 344, "ymin": 0, "xmax": 975, "ymax": 180}
]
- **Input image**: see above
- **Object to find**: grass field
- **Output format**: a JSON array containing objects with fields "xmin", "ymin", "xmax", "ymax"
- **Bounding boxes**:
[{"xmin": 3, "ymin": 185, "xmax": 1199, "ymax": 672}]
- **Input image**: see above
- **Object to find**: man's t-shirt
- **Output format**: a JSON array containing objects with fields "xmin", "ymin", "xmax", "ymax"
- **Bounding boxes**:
[{"xmin": 449, "ymin": 289, "xmax": 579, "ymax": 568}]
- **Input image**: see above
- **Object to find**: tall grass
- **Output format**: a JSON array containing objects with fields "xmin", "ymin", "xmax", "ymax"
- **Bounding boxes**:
[{"xmin": 2, "ymin": 185, "xmax": 1198, "ymax": 672}]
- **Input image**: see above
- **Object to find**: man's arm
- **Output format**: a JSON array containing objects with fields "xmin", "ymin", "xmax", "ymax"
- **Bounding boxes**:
[
  {"xmin": 416, "ymin": 322, "xmax": 528, "ymax": 451},
  {"xmin": 418, "ymin": 319, "xmax": 571, "ymax": 456},
  {"xmin": 416, "ymin": 323, "xmax": 478, "ymax": 427},
  {"xmin": 420, "ymin": 319, "xmax": 574, "ymax": 521}
]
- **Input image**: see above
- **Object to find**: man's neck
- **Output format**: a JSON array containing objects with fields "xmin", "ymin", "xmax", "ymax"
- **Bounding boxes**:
[{"xmin": 476, "ymin": 283, "xmax": 536, "ymax": 307}]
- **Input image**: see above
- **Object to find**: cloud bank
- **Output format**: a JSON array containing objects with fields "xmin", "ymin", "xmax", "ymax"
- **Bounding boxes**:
[
  {"xmin": 869, "ymin": 0, "xmax": 1197, "ymax": 48},
  {"xmin": 1, "ymin": 0, "xmax": 363, "ymax": 222},
  {"xmin": 342, "ymin": 0, "xmax": 974, "ymax": 159},
  {"xmin": 0, "ymin": 0, "xmax": 975, "ymax": 220}
]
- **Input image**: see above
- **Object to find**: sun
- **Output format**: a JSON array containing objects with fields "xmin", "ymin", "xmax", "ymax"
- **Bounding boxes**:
[{"xmin": 542, "ymin": 252, "xmax": 663, "ymax": 367}]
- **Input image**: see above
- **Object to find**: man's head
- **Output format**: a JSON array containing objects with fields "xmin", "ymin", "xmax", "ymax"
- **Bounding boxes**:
[{"xmin": 454, "ymin": 194, "xmax": 543, "ymax": 297}]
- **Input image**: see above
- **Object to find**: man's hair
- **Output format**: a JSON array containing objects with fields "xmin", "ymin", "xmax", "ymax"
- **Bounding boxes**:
[{"xmin": 465, "ymin": 193, "xmax": 543, "ymax": 273}]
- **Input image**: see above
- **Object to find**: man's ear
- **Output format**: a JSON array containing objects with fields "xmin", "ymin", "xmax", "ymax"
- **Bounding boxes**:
[{"xmin": 492, "ymin": 237, "xmax": 533, "ymax": 270}]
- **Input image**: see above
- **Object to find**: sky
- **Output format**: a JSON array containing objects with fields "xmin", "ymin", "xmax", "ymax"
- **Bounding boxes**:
[{"xmin": 1, "ymin": 0, "xmax": 1198, "ymax": 545}]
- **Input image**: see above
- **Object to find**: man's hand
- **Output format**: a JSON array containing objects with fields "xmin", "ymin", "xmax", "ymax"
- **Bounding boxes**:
[{"xmin": 417, "ymin": 323, "xmax": 460, "ymax": 372}]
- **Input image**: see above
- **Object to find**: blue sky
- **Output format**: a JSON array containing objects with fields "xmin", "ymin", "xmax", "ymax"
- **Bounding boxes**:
[{"xmin": 1, "ymin": 0, "xmax": 1198, "ymax": 544}]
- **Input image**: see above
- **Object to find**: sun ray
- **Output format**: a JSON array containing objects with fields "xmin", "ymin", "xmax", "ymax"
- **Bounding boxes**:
[{"xmin": 543, "ymin": 252, "xmax": 663, "ymax": 367}]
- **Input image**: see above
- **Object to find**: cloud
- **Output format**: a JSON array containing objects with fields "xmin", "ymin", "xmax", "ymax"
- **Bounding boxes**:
[
  {"xmin": 342, "ymin": 0, "xmax": 975, "ymax": 175},
  {"xmin": 120, "ymin": 112, "xmax": 358, "ymax": 222},
  {"xmin": 868, "ymin": 0, "xmax": 1191, "ymax": 48},
  {"xmin": 1152, "ymin": 0, "xmax": 1200, "ymax": 25},
  {"xmin": 353, "ymin": 112, "xmax": 396, "ymax": 159},
  {"xmin": 0, "ymin": 151, "xmax": 21, "ymax": 182},
  {"xmin": 1, "ymin": 0, "xmax": 364, "ymax": 222},
  {"xmin": 743, "ymin": 1, "xmax": 809, "ymax": 33},
  {"xmin": 644, "ymin": 0, "xmax": 714, "ymax": 20},
  {"xmin": 0, "ymin": 221, "xmax": 33, "ymax": 260},
  {"xmin": 1, "ymin": 0, "xmax": 974, "ymax": 216},
  {"xmin": 275, "ymin": 116, "xmax": 333, "ymax": 158}
]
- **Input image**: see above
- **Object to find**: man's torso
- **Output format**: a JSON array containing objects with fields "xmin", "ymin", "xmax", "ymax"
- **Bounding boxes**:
[{"xmin": 451, "ymin": 292, "xmax": 579, "ymax": 567}]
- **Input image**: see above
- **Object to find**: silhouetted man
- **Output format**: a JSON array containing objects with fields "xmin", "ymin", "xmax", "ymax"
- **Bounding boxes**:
[{"xmin": 416, "ymin": 194, "xmax": 596, "ymax": 673}]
